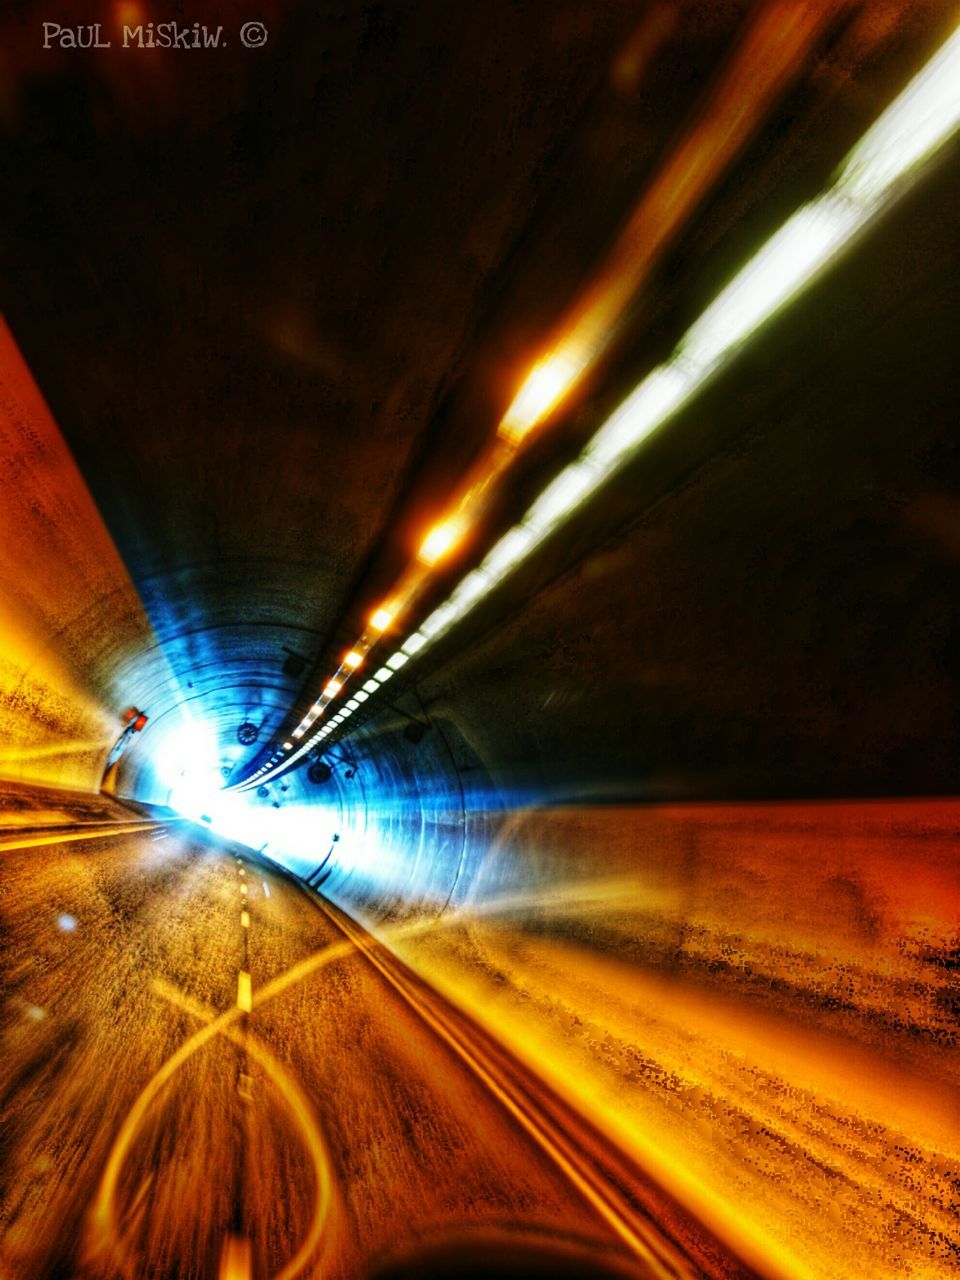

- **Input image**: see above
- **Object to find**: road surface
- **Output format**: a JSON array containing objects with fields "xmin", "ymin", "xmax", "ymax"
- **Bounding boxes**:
[{"xmin": 0, "ymin": 793, "xmax": 709, "ymax": 1280}]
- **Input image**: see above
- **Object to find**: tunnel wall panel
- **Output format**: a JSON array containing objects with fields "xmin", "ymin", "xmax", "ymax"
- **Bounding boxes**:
[
  {"xmin": 325, "ymin": 767, "xmax": 960, "ymax": 1280},
  {"xmin": 0, "ymin": 319, "xmax": 161, "ymax": 792}
]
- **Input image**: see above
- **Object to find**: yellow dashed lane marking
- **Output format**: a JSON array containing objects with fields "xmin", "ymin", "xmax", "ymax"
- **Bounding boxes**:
[
  {"xmin": 236, "ymin": 971, "xmax": 252, "ymax": 1013},
  {"xmin": 240, "ymin": 910, "xmax": 250, "ymax": 929},
  {"xmin": 218, "ymin": 1232, "xmax": 252, "ymax": 1279},
  {"xmin": 0, "ymin": 820, "xmax": 181, "ymax": 854}
]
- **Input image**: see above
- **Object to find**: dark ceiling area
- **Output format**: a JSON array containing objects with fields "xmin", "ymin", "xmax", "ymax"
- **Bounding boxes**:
[{"xmin": 0, "ymin": 0, "xmax": 956, "ymax": 800}]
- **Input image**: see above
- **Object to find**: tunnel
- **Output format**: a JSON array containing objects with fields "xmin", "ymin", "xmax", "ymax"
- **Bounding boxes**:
[{"xmin": 0, "ymin": 3, "xmax": 958, "ymax": 1278}]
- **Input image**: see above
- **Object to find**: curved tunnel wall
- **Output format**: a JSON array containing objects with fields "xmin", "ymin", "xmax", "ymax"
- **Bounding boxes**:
[
  {"xmin": 278, "ymin": 711, "xmax": 960, "ymax": 1280},
  {"xmin": 213, "ymin": 194, "xmax": 960, "ymax": 1279},
  {"xmin": 2, "ymin": 134, "xmax": 946, "ymax": 1277},
  {"xmin": 251, "ymin": 711, "xmax": 496, "ymax": 918}
]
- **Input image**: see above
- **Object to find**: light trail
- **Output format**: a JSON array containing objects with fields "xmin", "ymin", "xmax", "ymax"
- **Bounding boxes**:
[
  {"xmin": 236, "ymin": 17, "xmax": 960, "ymax": 789},
  {"xmin": 312, "ymin": 895, "xmax": 702, "ymax": 1280},
  {"xmin": 88, "ymin": 975, "xmax": 338, "ymax": 1280},
  {"xmin": 0, "ymin": 819, "xmax": 179, "ymax": 854},
  {"xmin": 229, "ymin": 3, "xmax": 841, "ymax": 785}
]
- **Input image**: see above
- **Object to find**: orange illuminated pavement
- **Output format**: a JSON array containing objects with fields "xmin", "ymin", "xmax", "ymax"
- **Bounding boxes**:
[
  {"xmin": 386, "ymin": 800, "xmax": 960, "ymax": 1280},
  {"xmin": 0, "ymin": 785, "xmax": 740, "ymax": 1280}
]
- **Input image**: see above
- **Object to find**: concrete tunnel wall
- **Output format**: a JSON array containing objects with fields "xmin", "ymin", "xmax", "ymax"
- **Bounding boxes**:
[
  {"xmin": 251, "ymin": 705, "xmax": 960, "ymax": 1280},
  {"xmin": 242, "ymin": 710, "xmax": 497, "ymax": 916},
  {"xmin": 0, "ymin": 319, "xmax": 166, "ymax": 795},
  {"xmin": 203, "ymin": 207, "xmax": 960, "ymax": 1279},
  {"xmin": 224, "ymin": 640, "xmax": 960, "ymax": 1280}
]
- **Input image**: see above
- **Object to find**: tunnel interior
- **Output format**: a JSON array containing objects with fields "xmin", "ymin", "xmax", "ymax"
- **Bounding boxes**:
[{"xmin": 0, "ymin": 4, "xmax": 959, "ymax": 1279}]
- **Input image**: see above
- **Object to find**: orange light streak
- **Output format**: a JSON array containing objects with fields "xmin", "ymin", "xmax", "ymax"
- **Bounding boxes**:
[
  {"xmin": 382, "ymin": 799, "xmax": 960, "ymax": 1280},
  {"xmin": 239, "ymin": 0, "xmax": 911, "ymax": 784},
  {"xmin": 369, "ymin": 607, "xmax": 394, "ymax": 631},
  {"xmin": 418, "ymin": 517, "xmax": 465, "ymax": 565},
  {"xmin": 90, "ymin": 976, "xmax": 338, "ymax": 1280}
]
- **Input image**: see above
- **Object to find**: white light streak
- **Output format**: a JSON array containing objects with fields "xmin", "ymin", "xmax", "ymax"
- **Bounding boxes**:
[
  {"xmin": 402, "ymin": 631, "xmax": 427, "ymax": 656},
  {"xmin": 524, "ymin": 459, "xmax": 603, "ymax": 533},
  {"xmin": 232, "ymin": 28, "xmax": 960, "ymax": 792}
]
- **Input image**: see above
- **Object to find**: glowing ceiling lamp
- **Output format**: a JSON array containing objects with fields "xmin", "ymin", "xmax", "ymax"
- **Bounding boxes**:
[
  {"xmin": 418, "ymin": 518, "xmax": 465, "ymax": 565},
  {"xmin": 401, "ymin": 632, "xmax": 427, "ymax": 656},
  {"xmin": 498, "ymin": 345, "xmax": 588, "ymax": 446},
  {"xmin": 419, "ymin": 602, "xmax": 457, "ymax": 639}
]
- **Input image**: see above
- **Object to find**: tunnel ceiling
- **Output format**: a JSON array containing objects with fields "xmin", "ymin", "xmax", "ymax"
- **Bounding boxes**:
[{"xmin": 0, "ymin": 1, "xmax": 957, "ymax": 797}]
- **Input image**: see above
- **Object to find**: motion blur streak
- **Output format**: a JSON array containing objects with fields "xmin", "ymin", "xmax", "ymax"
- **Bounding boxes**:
[
  {"xmin": 249, "ymin": 1, "xmax": 842, "ymax": 775},
  {"xmin": 249, "ymin": 12, "xmax": 960, "ymax": 784},
  {"xmin": 152, "ymin": 979, "xmax": 336, "ymax": 1280},
  {"xmin": 3, "ymin": 805, "xmax": 662, "ymax": 1279},
  {"xmin": 502, "ymin": 0, "xmax": 833, "ymax": 440},
  {"xmin": 336, "ymin": 800, "xmax": 960, "ymax": 1280}
]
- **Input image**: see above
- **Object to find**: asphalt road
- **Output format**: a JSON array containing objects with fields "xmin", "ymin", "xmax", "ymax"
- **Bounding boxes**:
[{"xmin": 0, "ymin": 805, "xmax": 678, "ymax": 1280}]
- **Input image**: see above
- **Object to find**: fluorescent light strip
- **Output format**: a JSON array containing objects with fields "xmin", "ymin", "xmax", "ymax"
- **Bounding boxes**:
[
  {"xmin": 402, "ymin": 631, "xmax": 427, "ymax": 656},
  {"xmin": 449, "ymin": 569, "xmax": 491, "ymax": 610},
  {"xmin": 585, "ymin": 364, "xmax": 693, "ymax": 469},
  {"xmin": 481, "ymin": 525, "xmax": 537, "ymax": 577},
  {"xmin": 838, "ymin": 26, "xmax": 960, "ymax": 208},
  {"xmin": 679, "ymin": 198, "xmax": 858, "ymax": 374},
  {"xmin": 398, "ymin": 31, "xmax": 960, "ymax": 660},
  {"xmin": 353, "ymin": 689, "xmax": 369, "ymax": 703},
  {"xmin": 362, "ymin": 678, "xmax": 380, "ymax": 693},
  {"xmin": 525, "ymin": 459, "xmax": 604, "ymax": 533},
  {"xmin": 386, "ymin": 652, "xmax": 409, "ymax": 671},
  {"xmin": 420, "ymin": 603, "xmax": 457, "ymax": 638},
  {"xmin": 232, "ymin": 33, "xmax": 960, "ymax": 793}
]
